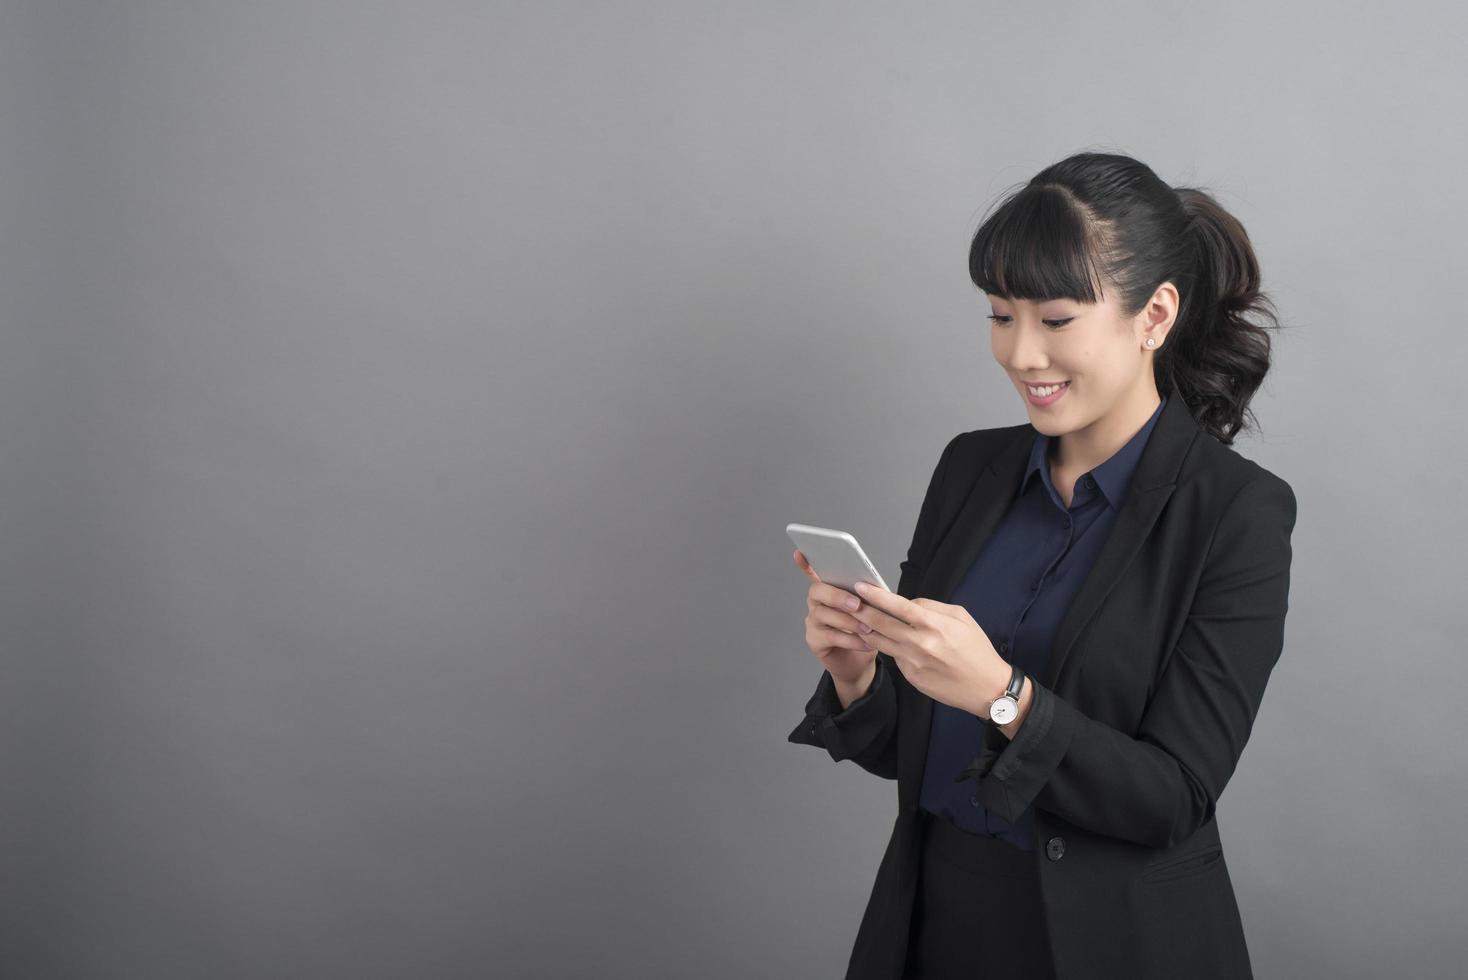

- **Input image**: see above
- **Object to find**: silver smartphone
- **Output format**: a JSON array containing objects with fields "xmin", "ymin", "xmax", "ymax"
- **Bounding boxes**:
[{"xmin": 785, "ymin": 522, "xmax": 890, "ymax": 595}]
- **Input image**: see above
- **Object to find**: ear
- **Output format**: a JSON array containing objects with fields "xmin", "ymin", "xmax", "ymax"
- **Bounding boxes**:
[{"xmin": 1139, "ymin": 281, "xmax": 1179, "ymax": 346}]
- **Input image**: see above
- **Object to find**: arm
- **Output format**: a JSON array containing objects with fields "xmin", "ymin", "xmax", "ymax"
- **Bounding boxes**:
[
  {"xmin": 788, "ymin": 651, "xmax": 901, "ymax": 779},
  {"xmin": 959, "ymin": 475, "xmax": 1298, "ymax": 849},
  {"xmin": 786, "ymin": 431, "xmax": 966, "ymax": 779}
]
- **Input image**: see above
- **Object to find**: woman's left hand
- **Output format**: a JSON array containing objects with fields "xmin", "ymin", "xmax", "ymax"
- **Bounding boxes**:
[{"xmin": 850, "ymin": 580, "xmax": 1009, "ymax": 718}]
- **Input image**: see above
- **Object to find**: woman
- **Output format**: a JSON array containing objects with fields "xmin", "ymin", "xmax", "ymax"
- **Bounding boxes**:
[{"xmin": 788, "ymin": 151, "xmax": 1297, "ymax": 980}]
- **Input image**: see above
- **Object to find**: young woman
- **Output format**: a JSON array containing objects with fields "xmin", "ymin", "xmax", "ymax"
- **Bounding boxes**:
[{"xmin": 788, "ymin": 151, "xmax": 1297, "ymax": 980}]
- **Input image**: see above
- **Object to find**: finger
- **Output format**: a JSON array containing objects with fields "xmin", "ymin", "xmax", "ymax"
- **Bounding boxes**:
[
  {"xmin": 793, "ymin": 549, "xmax": 821, "ymax": 583},
  {"xmin": 911, "ymin": 597, "xmax": 969, "ymax": 622},
  {"xmin": 857, "ymin": 623, "xmax": 904, "ymax": 665},
  {"xmin": 814, "ymin": 625, "xmax": 876, "ymax": 652},
  {"xmin": 853, "ymin": 582, "xmax": 924, "ymax": 629},
  {"xmin": 818, "ymin": 583, "xmax": 863, "ymax": 612},
  {"xmin": 814, "ymin": 603, "xmax": 873, "ymax": 637},
  {"xmin": 850, "ymin": 591, "xmax": 921, "ymax": 646}
]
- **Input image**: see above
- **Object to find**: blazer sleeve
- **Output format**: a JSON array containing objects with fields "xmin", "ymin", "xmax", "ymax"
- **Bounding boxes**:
[
  {"xmin": 960, "ymin": 473, "xmax": 1298, "ymax": 850},
  {"xmin": 785, "ymin": 430, "xmax": 965, "ymax": 780}
]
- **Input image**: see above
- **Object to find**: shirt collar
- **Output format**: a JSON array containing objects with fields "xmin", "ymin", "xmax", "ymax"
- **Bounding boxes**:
[{"xmin": 1020, "ymin": 393, "xmax": 1169, "ymax": 510}]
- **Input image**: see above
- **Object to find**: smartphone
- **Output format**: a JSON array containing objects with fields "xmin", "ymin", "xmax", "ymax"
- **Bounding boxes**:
[{"xmin": 785, "ymin": 522, "xmax": 890, "ymax": 595}]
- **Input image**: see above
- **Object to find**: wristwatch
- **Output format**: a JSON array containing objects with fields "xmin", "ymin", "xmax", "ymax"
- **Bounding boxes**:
[{"xmin": 986, "ymin": 663, "xmax": 1025, "ymax": 726}]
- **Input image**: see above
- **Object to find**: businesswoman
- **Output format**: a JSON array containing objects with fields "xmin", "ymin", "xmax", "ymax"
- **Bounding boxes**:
[{"xmin": 788, "ymin": 151, "xmax": 1297, "ymax": 980}]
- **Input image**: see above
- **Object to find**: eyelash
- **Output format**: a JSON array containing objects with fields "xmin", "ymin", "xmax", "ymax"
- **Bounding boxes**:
[{"xmin": 987, "ymin": 315, "xmax": 1073, "ymax": 329}]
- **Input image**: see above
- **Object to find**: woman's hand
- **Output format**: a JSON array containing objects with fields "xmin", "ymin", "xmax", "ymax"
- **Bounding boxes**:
[
  {"xmin": 847, "ymin": 579, "xmax": 1011, "ymax": 720},
  {"xmin": 792, "ymin": 548, "xmax": 880, "ymax": 687}
]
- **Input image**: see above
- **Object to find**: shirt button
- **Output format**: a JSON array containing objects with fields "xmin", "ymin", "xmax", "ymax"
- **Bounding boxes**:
[
  {"xmin": 1031, "ymin": 581, "xmax": 1040, "ymax": 591},
  {"xmin": 1062, "ymin": 518, "xmax": 1071, "ymax": 528},
  {"xmin": 998, "ymin": 641, "xmax": 1008, "ymax": 653},
  {"xmin": 1045, "ymin": 836, "xmax": 1066, "ymax": 861},
  {"xmin": 970, "ymin": 794, "xmax": 980, "ymax": 807},
  {"xmin": 1084, "ymin": 476, "xmax": 1095, "ymax": 489}
]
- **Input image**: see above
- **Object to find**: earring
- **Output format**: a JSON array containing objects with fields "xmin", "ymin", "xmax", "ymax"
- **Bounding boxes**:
[{"xmin": 1146, "ymin": 338, "xmax": 1156, "ymax": 348}]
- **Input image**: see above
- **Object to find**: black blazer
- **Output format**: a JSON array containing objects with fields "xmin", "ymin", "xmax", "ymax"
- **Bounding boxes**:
[{"xmin": 788, "ymin": 380, "xmax": 1297, "ymax": 980}]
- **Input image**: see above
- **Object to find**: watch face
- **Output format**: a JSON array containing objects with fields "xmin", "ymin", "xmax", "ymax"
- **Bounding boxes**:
[{"xmin": 990, "ymin": 697, "xmax": 1018, "ymax": 725}]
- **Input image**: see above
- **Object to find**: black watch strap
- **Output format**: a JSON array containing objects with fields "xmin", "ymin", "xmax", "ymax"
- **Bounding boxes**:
[{"xmin": 986, "ymin": 663, "xmax": 1025, "ymax": 725}]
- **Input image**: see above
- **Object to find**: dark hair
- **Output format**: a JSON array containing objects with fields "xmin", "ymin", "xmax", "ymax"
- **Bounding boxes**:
[{"xmin": 968, "ymin": 151, "xmax": 1281, "ymax": 445}]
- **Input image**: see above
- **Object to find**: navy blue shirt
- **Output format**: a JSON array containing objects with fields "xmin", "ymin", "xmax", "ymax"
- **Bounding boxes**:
[{"xmin": 917, "ymin": 394, "xmax": 1169, "ymax": 851}]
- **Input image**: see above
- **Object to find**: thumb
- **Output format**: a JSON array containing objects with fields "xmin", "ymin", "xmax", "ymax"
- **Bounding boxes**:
[{"xmin": 914, "ymin": 598, "xmax": 971, "ymax": 622}]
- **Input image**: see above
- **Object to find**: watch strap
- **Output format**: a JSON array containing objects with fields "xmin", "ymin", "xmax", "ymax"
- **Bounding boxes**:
[
  {"xmin": 1005, "ymin": 664, "xmax": 1024, "ymax": 701},
  {"xmin": 986, "ymin": 663, "xmax": 1025, "ymax": 724}
]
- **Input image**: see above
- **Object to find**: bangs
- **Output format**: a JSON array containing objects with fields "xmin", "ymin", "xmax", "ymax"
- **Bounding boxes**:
[{"xmin": 968, "ymin": 184, "xmax": 1112, "ymax": 304}]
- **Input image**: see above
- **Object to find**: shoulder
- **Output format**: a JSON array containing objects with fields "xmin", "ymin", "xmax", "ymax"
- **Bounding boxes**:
[
  {"xmin": 1186, "ymin": 432, "xmax": 1295, "ymax": 502},
  {"xmin": 914, "ymin": 424, "xmax": 1033, "ymax": 497},
  {"xmin": 1176, "ymin": 431, "xmax": 1298, "ymax": 533},
  {"xmin": 941, "ymin": 422, "xmax": 1034, "ymax": 471}
]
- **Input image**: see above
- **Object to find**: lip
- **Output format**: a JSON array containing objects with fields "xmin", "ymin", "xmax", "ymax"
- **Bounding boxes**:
[{"xmin": 1024, "ymin": 379, "xmax": 1070, "ymax": 407}]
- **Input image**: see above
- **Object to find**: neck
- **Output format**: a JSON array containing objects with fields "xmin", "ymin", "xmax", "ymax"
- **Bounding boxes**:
[{"xmin": 1052, "ymin": 383, "xmax": 1162, "ymax": 476}]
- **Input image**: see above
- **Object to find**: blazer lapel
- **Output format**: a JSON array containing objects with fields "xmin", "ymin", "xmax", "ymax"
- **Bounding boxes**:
[
  {"xmin": 1043, "ymin": 383, "xmax": 1197, "ymax": 690},
  {"xmin": 897, "ymin": 424, "xmax": 1032, "ymax": 794},
  {"xmin": 897, "ymin": 381, "xmax": 1200, "ymax": 794}
]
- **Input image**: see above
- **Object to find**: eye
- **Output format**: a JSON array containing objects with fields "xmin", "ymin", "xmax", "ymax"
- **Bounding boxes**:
[{"xmin": 987, "ymin": 315, "xmax": 1073, "ymax": 329}]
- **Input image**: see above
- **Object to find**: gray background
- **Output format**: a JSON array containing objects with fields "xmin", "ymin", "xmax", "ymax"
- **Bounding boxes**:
[{"xmin": 3, "ymin": 1, "xmax": 1465, "ymax": 977}]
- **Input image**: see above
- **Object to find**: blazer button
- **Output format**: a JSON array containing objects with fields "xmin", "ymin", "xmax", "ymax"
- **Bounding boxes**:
[{"xmin": 1045, "ymin": 836, "xmax": 1066, "ymax": 861}]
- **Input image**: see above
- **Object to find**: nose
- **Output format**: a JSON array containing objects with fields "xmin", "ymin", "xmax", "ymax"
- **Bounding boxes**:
[{"xmin": 1007, "ymin": 321, "xmax": 1050, "ymax": 372}]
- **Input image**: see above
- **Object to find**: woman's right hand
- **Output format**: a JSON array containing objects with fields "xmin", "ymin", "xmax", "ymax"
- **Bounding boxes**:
[{"xmin": 793, "ymin": 548, "xmax": 879, "ymax": 687}]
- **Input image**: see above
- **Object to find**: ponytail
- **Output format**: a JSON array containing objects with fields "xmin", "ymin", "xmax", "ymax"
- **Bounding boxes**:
[{"xmin": 1166, "ymin": 187, "xmax": 1281, "ymax": 445}]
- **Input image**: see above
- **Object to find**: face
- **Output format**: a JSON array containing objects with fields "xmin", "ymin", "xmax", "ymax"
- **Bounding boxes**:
[{"xmin": 987, "ymin": 283, "xmax": 1175, "ymax": 435}]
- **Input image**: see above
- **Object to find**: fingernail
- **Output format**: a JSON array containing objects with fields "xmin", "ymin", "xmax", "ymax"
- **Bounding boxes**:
[{"xmin": 845, "ymin": 596, "xmax": 860, "ymax": 610}]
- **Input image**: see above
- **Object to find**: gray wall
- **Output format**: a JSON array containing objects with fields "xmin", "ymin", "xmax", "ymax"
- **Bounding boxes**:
[{"xmin": 3, "ymin": 1, "xmax": 1465, "ymax": 977}]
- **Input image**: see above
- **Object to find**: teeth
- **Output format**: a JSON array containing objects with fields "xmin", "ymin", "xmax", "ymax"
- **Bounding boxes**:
[{"xmin": 1027, "ymin": 382, "xmax": 1068, "ymax": 397}]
